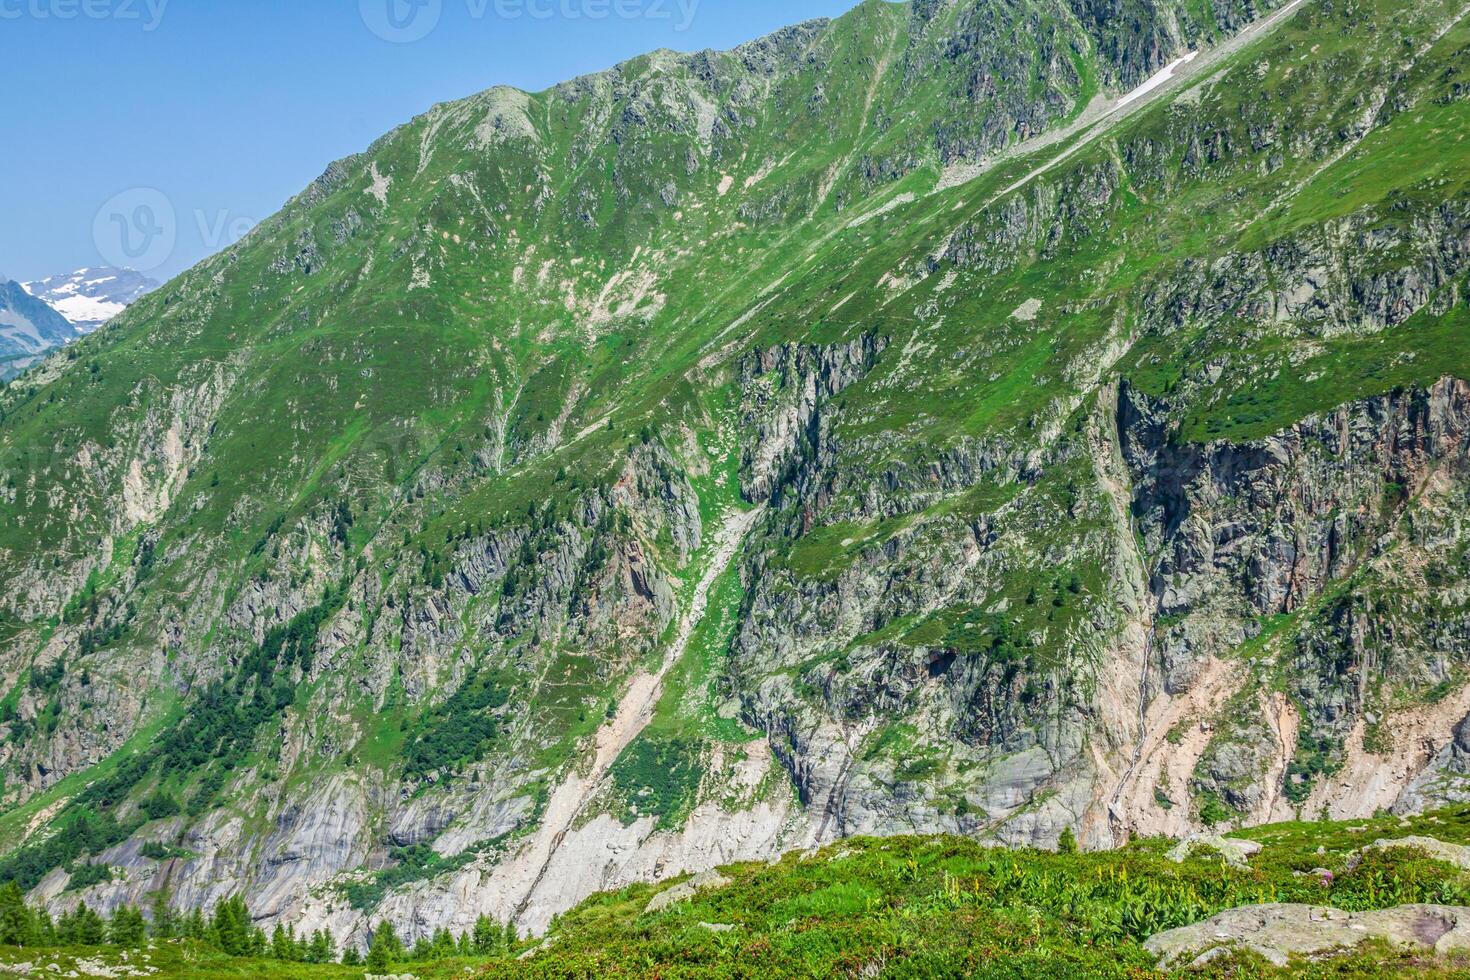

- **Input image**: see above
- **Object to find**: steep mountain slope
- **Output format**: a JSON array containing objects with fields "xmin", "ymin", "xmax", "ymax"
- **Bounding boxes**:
[
  {"xmin": 25, "ymin": 268, "xmax": 159, "ymax": 335},
  {"xmin": 1, "ymin": 0, "xmax": 1468, "ymax": 950},
  {"xmin": 0, "ymin": 281, "xmax": 76, "ymax": 380}
]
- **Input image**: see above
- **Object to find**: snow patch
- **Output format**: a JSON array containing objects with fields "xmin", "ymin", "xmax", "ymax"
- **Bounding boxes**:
[{"xmin": 1117, "ymin": 52, "xmax": 1199, "ymax": 108}]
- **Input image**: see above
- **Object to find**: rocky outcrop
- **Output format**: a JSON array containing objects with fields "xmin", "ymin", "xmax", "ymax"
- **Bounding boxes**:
[
  {"xmin": 1347, "ymin": 836, "xmax": 1470, "ymax": 872},
  {"xmin": 1398, "ymin": 712, "xmax": 1470, "ymax": 812},
  {"xmin": 738, "ymin": 334, "xmax": 885, "ymax": 503},
  {"xmin": 1121, "ymin": 378, "xmax": 1470, "ymax": 817},
  {"xmin": 1145, "ymin": 903, "xmax": 1470, "ymax": 969},
  {"xmin": 1165, "ymin": 834, "xmax": 1262, "ymax": 869}
]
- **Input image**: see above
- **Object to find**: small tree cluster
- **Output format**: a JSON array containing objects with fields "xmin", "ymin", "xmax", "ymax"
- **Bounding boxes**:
[
  {"xmin": 0, "ymin": 883, "xmax": 520, "ymax": 968},
  {"xmin": 268, "ymin": 921, "xmax": 336, "ymax": 963},
  {"xmin": 364, "ymin": 914, "xmax": 518, "ymax": 969},
  {"xmin": 0, "ymin": 883, "xmax": 146, "ymax": 948}
]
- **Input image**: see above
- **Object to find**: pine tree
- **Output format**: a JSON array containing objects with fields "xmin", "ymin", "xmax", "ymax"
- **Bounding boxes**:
[
  {"xmin": 472, "ymin": 913, "xmax": 498, "ymax": 955},
  {"xmin": 470, "ymin": 916, "xmax": 493, "ymax": 952},
  {"xmin": 0, "ymin": 882, "xmax": 35, "ymax": 947},
  {"xmin": 341, "ymin": 946, "xmax": 362, "ymax": 966},
  {"xmin": 366, "ymin": 920, "xmax": 402, "ymax": 970},
  {"xmin": 33, "ymin": 908, "xmax": 55, "ymax": 947},
  {"xmin": 270, "ymin": 923, "xmax": 290, "ymax": 960},
  {"xmin": 109, "ymin": 905, "xmax": 147, "ymax": 947},
  {"xmin": 73, "ymin": 903, "xmax": 106, "ymax": 946},
  {"xmin": 55, "ymin": 908, "xmax": 77, "ymax": 946},
  {"xmin": 210, "ymin": 896, "xmax": 251, "ymax": 956},
  {"xmin": 183, "ymin": 907, "xmax": 207, "ymax": 940},
  {"xmin": 306, "ymin": 928, "xmax": 335, "ymax": 964},
  {"xmin": 147, "ymin": 890, "xmax": 177, "ymax": 939}
]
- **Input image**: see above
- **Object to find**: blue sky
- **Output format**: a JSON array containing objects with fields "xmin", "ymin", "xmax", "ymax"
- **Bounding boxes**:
[{"xmin": 2, "ymin": 0, "xmax": 861, "ymax": 284}]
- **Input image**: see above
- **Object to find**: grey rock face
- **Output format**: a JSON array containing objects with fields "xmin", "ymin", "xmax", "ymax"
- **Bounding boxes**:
[
  {"xmin": 738, "ymin": 334, "xmax": 885, "ymax": 503},
  {"xmin": 1398, "ymin": 713, "xmax": 1470, "ymax": 812},
  {"xmin": 1124, "ymin": 378, "xmax": 1470, "ymax": 809}
]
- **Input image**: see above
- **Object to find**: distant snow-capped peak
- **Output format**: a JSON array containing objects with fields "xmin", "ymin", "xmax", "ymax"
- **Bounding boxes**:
[{"xmin": 23, "ymin": 266, "xmax": 158, "ymax": 334}]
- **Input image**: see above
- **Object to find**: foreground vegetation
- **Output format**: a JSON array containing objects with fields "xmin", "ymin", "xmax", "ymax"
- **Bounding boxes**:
[{"xmin": 7, "ymin": 807, "xmax": 1470, "ymax": 976}]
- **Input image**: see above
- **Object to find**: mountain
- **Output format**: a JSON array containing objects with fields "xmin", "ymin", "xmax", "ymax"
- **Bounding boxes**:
[
  {"xmin": 0, "ymin": 0, "xmax": 1468, "ymax": 955},
  {"xmin": 4, "ymin": 804, "xmax": 1470, "ymax": 976},
  {"xmin": 0, "ymin": 280, "xmax": 77, "ymax": 380},
  {"xmin": 23, "ymin": 267, "xmax": 159, "ymax": 335}
]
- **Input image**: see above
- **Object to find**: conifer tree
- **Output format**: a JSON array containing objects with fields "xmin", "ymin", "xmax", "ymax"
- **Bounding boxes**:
[
  {"xmin": 270, "ymin": 923, "xmax": 290, "ymax": 960},
  {"xmin": 306, "ymin": 927, "xmax": 335, "ymax": 964},
  {"xmin": 472, "ymin": 913, "xmax": 499, "ymax": 955},
  {"xmin": 73, "ymin": 903, "xmax": 106, "ymax": 945},
  {"xmin": 183, "ymin": 907, "xmax": 207, "ymax": 940},
  {"xmin": 33, "ymin": 908, "xmax": 55, "ymax": 947},
  {"xmin": 55, "ymin": 908, "xmax": 77, "ymax": 946},
  {"xmin": 210, "ymin": 896, "xmax": 252, "ymax": 956},
  {"xmin": 0, "ymin": 882, "xmax": 35, "ymax": 947},
  {"xmin": 109, "ymin": 905, "xmax": 147, "ymax": 947},
  {"xmin": 366, "ymin": 920, "xmax": 402, "ymax": 970},
  {"xmin": 147, "ymin": 890, "xmax": 177, "ymax": 939}
]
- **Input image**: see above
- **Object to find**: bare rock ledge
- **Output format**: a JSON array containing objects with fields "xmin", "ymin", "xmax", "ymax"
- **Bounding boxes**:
[{"xmin": 1145, "ymin": 903, "xmax": 1470, "ymax": 969}]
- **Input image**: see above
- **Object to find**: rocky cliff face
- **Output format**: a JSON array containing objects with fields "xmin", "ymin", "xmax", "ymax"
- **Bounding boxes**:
[
  {"xmin": 1115, "ymin": 377, "xmax": 1470, "ymax": 830},
  {"xmin": 1, "ymin": 0, "xmax": 1469, "ymax": 952}
]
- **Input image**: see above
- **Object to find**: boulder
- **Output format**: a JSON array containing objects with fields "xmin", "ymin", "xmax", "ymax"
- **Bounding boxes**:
[
  {"xmin": 1145, "ymin": 903, "xmax": 1470, "ymax": 969},
  {"xmin": 643, "ymin": 869, "xmax": 732, "ymax": 914},
  {"xmin": 1347, "ymin": 836, "xmax": 1470, "ymax": 871},
  {"xmin": 1165, "ymin": 834, "xmax": 1263, "ymax": 869}
]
